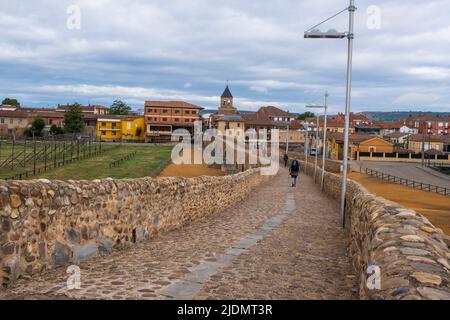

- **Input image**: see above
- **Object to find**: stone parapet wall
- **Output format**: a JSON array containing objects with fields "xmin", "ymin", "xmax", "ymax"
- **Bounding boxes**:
[
  {"xmin": 299, "ymin": 159, "xmax": 450, "ymax": 300},
  {"xmin": 287, "ymin": 151, "xmax": 344, "ymax": 174},
  {"xmin": 0, "ymin": 168, "xmax": 270, "ymax": 287}
]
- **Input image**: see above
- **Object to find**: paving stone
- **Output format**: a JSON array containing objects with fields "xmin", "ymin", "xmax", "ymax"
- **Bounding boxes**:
[
  {"xmin": 0, "ymin": 170, "xmax": 358, "ymax": 300},
  {"xmin": 417, "ymin": 287, "xmax": 450, "ymax": 300},
  {"xmin": 411, "ymin": 272, "xmax": 442, "ymax": 286}
]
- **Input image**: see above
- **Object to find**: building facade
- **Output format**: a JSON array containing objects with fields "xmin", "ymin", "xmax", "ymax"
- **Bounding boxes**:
[{"xmin": 144, "ymin": 101, "xmax": 203, "ymax": 142}]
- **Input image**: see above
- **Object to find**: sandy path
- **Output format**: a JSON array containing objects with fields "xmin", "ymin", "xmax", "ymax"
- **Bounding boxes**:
[{"xmin": 349, "ymin": 172, "xmax": 450, "ymax": 236}]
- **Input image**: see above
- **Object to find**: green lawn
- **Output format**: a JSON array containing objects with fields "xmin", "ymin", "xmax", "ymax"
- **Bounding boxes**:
[{"xmin": 6, "ymin": 144, "xmax": 173, "ymax": 180}]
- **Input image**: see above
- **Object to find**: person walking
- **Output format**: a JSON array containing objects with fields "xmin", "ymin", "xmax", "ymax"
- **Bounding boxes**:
[
  {"xmin": 283, "ymin": 153, "xmax": 289, "ymax": 167},
  {"xmin": 289, "ymin": 159, "xmax": 300, "ymax": 187}
]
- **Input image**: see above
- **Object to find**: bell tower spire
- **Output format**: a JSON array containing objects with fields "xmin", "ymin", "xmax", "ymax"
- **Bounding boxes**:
[{"xmin": 220, "ymin": 82, "xmax": 235, "ymax": 113}]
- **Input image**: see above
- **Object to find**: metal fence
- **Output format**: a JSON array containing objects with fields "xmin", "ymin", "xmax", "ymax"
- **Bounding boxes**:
[
  {"xmin": 0, "ymin": 135, "xmax": 110, "ymax": 180},
  {"xmin": 109, "ymin": 151, "xmax": 137, "ymax": 168},
  {"xmin": 362, "ymin": 167, "xmax": 450, "ymax": 196}
]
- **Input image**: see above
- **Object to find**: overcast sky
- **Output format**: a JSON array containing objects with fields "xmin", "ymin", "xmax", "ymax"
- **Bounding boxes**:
[{"xmin": 1, "ymin": 0, "xmax": 450, "ymax": 114}]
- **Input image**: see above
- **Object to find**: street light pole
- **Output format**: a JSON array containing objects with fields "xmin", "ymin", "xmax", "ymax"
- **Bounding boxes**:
[
  {"xmin": 314, "ymin": 112, "xmax": 319, "ymax": 179},
  {"xmin": 304, "ymin": 1, "xmax": 356, "ymax": 228},
  {"xmin": 286, "ymin": 124, "xmax": 290, "ymax": 154},
  {"xmin": 304, "ymin": 122, "xmax": 309, "ymax": 173},
  {"xmin": 306, "ymin": 91, "xmax": 329, "ymax": 189},
  {"xmin": 340, "ymin": 0, "xmax": 356, "ymax": 228},
  {"xmin": 321, "ymin": 91, "xmax": 329, "ymax": 191}
]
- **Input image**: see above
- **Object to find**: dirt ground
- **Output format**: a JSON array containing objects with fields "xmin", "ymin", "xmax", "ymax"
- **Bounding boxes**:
[
  {"xmin": 159, "ymin": 146, "xmax": 227, "ymax": 178},
  {"xmin": 349, "ymin": 172, "xmax": 450, "ymax": 236},
  {"xmin": 159, "ymin": 163, "xmax": 225, "ymax": 178}
]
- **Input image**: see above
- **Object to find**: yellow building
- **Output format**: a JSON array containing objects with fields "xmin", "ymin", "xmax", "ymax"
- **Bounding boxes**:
[
  {"xmin": 327, "ymin": 133, "xmax": 393, "ymax": 160},
  {"xmin": 279, "ymin": 130, "xmax": 305, "ymax": 144},
  {"xmin": 121, "ymin": 117, "xmax": 145, "ymax": 142},
  {"xmin": 408, "ymin": 134, "xmax": 446, "ymax": 153},
  {"xmin": 97, "ymin": 116, "xmax": 145, "ymax": 142},
  {"xmin": 216, "ymin": 115, "xmax": 245, "ymax": 138},
  {"xmin": 358, "ymin": 137, "xmax": 394, "ymax": 153}
]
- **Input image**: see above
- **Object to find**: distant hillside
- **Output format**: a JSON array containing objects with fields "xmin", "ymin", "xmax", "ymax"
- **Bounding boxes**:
[{"xmin": 362, "ymin": 111, "xmax": 450, "ymax": 122}]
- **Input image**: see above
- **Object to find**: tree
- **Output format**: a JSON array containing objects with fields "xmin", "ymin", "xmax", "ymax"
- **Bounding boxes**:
[
  {"xmin": 109, "ymin": 100, "xmax": 131, "ymax": 115},
  {"xmin": 64, "ymin": 103, "xmax": 85, "ymax": 133},
  {"xmin": 50, "ymin": 125, "xmax": 64, "ymax": 135},
  {"xmin": 298, "ymin": 111, "xmax": 315, "ymax": 121},
  {"xmin": 26, "ymin": 117, "xmax": 45, "ymax": 137},
  {"xmin": 2, "ymin": 98, "xmax": 20, "ymax": 107}
]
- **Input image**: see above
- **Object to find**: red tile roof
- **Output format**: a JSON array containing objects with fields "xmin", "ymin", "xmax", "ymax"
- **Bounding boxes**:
[
  {"xmin": 328, "ymin": 132, "xmax": 378, "ymax": 144},
  {"xmin": 257, "ymin": 106, "xmax": 295, "ymax": 118},
  {"xmin": 409, "ymin": 134, "xmax": 449, "ymax": 143},
  {"xmin": 144, "ymin": 101, "xmax": 204, "ymax": 110},
  {"xmin": 241, "ymin": 113, "xmax": 273, "ymax": 126},
  {"xmin": 0, "ymin": 110, "xmax": 33, "ymax": 118}
]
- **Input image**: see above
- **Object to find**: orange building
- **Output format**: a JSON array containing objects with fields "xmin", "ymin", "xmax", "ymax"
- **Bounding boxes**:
[{"xmin": 144, "ymin": 101, "xmax": 203, "ymax": 142}]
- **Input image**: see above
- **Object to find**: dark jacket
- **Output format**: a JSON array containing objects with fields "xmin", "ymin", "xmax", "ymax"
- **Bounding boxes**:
[{"xmin": 289, "ymin": 160, "xmax": 300, "ymax": 177}]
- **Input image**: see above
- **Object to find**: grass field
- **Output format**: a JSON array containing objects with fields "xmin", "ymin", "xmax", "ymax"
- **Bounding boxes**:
[
  {"xmin": 349, "ymin": 172, "xmax": 450, "ymax": 236},
  {"xmin": 25, "ymin": 144, "xmax": 174, "ymax": 180}
]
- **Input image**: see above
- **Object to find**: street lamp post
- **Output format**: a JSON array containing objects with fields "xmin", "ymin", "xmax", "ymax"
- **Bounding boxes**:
[
  {"xmin": 304, "ymin": 122, "xmax": 309, "ymax": 173},
  {"xmin": 286, "ymin": 124, "xmax": 290, "ymax": 154},
  {"xmin": 306, "ymin": 91, "xmax": 329, "ymax": 188},
  {"xmin": 304, "ymin": 0, "xmax": 356, "ymax": 228}
]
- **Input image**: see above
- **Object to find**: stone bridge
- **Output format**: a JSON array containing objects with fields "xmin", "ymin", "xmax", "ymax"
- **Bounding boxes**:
[{"xmin": 0, "ymin": 164, "xmax": 449, "ymax": 300}]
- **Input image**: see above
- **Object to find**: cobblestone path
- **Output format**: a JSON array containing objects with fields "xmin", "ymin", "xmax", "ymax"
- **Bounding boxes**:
[{"xmin": 0, "ymin": 169, "xmax": 358, "ymax": 300}]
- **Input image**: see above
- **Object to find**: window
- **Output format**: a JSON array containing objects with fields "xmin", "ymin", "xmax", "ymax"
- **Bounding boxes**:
[
  {"xmin": 369, "ymin": 147, "xmax": 376, "ymax": 153},
  {"xmin": 101, "ymin": 131, "xmax": 106, "ymax": 135},
  {"xmin": 192, "ymin": 110, "xmax": 197, "ymax": 114},
  {"xmin": 162, "ymin": 118, "xmax": 167, "ymax": 122},
  {"xmin": 102, "ymin": 122, "xmax": 106, "ymax": 126},
  {"xmin": 174, "ymin": 118, "xmax": 180, "ymax": 122},
  {"xmin": 439, "ymin": 122, "xmax": 444, "ymax": 127},
  {"xmin": 1, "ymin": 118, "xmax": 4, "ymax": 124},
  {"xmin": 10, "ymin": 119, "xmax": 13, "ymax": 124},
  {"xmin": 127, "ymin": 122, "xmax": 131, "ymax": 130},
  {"xmin": 162, "ymin": 109, "xmax": 168, "ymax": 114},
  {"xmin": 175, "ymin": 110, "xmax": 180, "ymax": 114},
  {"xmin": 112, "ymin": 132, "xmax": 116, "ymax": 136},
  {"xmin": 185, "ymin": 119, "xmax": 190, "ymax": 123}
]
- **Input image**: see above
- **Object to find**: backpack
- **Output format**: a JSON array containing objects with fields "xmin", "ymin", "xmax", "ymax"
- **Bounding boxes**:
[{"xmin": 291, "ymin": 160, "xmax": 300, "ymax": 172}]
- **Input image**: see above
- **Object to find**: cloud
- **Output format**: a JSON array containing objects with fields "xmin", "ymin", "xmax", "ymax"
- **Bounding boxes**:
[
  {"xmin": 394, "ymin": 93, "xmax": 441, "ymax": 106},
  {"xmin": 0, "ymin": 0, "xmax": 450, "ymax": 112}
]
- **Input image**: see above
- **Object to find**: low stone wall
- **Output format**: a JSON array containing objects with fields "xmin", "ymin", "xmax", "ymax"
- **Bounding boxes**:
[
  {"xmin": 287, "ymin": 151, "xmax": 344, "ymax": 174},
  {"xmin": 299, "ymin": 160, "xmax": 450, "ymax": 300},
  {"xmin": 0, "ymin": 168, "xmax": 270, "ymax": 287}
]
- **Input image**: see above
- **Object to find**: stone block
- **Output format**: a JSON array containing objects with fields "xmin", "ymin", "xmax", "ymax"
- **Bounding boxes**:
[
  {"xmin": 98, "ymin": 238, "xmax": 113, "ymax": 254},
  {"xmin": 53, "ymin": 242, "xmax": 72, "ymax": 267},
  {"xmin": 73, "ymin": 243, "xmax": 98, "ymax": 264}
]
